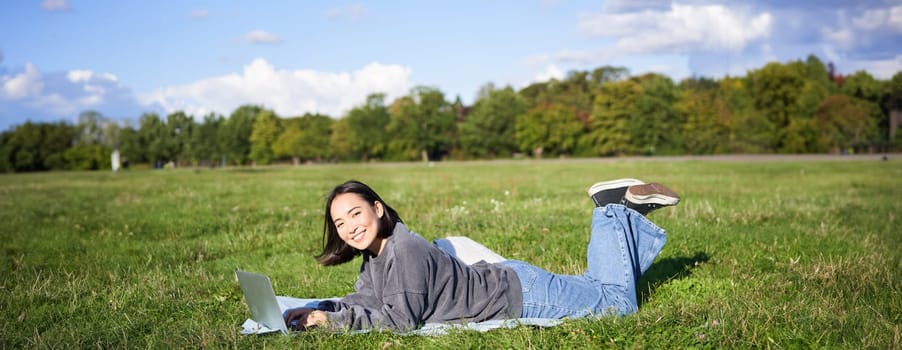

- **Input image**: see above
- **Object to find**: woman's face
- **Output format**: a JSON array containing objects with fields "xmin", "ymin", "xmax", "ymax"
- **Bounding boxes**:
[{"xmin": 330, "ymin": 193, "xmax": 386, "ymax": 255}]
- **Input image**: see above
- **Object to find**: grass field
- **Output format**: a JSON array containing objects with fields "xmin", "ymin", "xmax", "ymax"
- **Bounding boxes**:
[{"xmin": 2, "ymin": 157, "xmax": 900, "ymax": 349}]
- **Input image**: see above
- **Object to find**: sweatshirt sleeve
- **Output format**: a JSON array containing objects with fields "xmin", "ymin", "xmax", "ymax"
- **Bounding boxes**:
[{"xmin": 321, "ymin": 249, "xmax": 433, "ymax": 332}]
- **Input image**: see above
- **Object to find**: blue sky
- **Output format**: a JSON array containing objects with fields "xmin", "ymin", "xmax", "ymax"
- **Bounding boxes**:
[{"xmin": 1, "ymin": 0, "xmax": 900, "ymax": 131}]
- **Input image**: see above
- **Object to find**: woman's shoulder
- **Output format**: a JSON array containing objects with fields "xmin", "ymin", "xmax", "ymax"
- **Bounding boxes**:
[
  {"xmin": 390, "ymin": 223, "xmax": 429, "ymax": 245},
  {"xmin": 386, "ymin": 223, "xmax": 440, "ymax": 257}
]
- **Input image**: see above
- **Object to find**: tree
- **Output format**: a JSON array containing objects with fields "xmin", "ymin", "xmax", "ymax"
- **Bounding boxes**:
[
  {"xmin": 582, "ymin": 79, "xmax": 642, "ymax": 156},
  {"xmin": 165, "ymin": 111, "xmax": 194, "ymax": 166},
  {"xmin": 843, "ymin": 70, "xmax": 889, "ymax": 146},
  {"xmin": 136, "ymin": 113, "xmax": 167, "ymax": 167},
  {"xmin": 118, "ymin": 125, "xmax": 141, "ymax": 164},
  {"xmin": 328, "ymin": 118, "xmax": 352, "ymax": 161},
  {"xmin": 517, "ymin": 103, "xmax": 584, "ymax": 157},
  {"xmin": 631, "ymin": 73, "xmax": 681, "ymax": 155},
  {"xmin": 249, "ymin": 110, "xmax": 281, "ymax": 165},
  {"xmin": 64, "ymin": 144, "xmax": 111, "ymax": 170},
  {"xmin": 747, "ymin": 61, "xmax": 806, "ymax": 151},
  {"xmin": 41, "ymin": 122, "xmax": 78, "ymax": 170},
  {"xmin": 188, "ymin": 113, "xmax": 224, "ymax": 166},
  {"xmin": 676, "ymin": 84, "xmax": 733, "ymax": 154},
  {"xmin": 887, "ymin": 72, "xmax": 902, "ymax": 149},
  {"xmin": 386, "ymin": 87, "xmax": 456, "ymax": 161},
  {"xmin": 220, "ymin": 105, "xmax": 260, "ymax": 166},
  {"xmin": 815, "ymin": 95, "xmax": 877, "ymax": 153},
  {"xmin": 459, "ymin": 86, "xmax": 526, "ymax": 158},
  {"xmin": 273, "ymin": 117, "xmax": 303, "ymax": 164},
  {"xmin": 344, "ymin": 93, "xmax": 391, "ymax": 161},
  {"xmin": 272, "ymin": 114, "xmax": 333, "ymax": 163},
  {"xmin": 519, "ymin": 81, "xmax": 553, "ymax": 109},
  {"xmin": 75, "ymin": 110, "xmax": 106, "ymax": 146},
  {"xmin": 297, "ymin": 114, "xmax": 333, "ymax": 162},
  {"xmin": 589, "ymin": 66, "xmax": 630, "ymax": 90},
  {"xmin": 2, "ymin": 121, "xmax": 76, "ymax": 171}
]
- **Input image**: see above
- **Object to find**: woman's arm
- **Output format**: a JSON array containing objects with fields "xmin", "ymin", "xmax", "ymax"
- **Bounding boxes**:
[{"xmin": 322, "ymin": 253, "xmax": 434, "ymax": 332}]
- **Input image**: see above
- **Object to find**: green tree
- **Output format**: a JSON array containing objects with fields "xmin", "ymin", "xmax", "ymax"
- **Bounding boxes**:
[
  {"xmin": 328, "ymin": 118, "xmax": 352, "ymax": 161},
  {"xmin": 519, "ymin": 81, "xmax": 553, "ymax": 110},
  {"xmin": 386, "ymin": 87, "xmax": 456, "ymax": 161},
  {"xmin": 589, "ymin": 66, "xmax": 630, "ymax": 90},
  {"xmin": 220, "ymin": 105, "xmax": 260, "ymax": 166},
  {"xmin": 516, "ymin": 103, "xmax": 584, "ymax": 157},
  {"xmin": 716, "ymin": 77, "xmax": 769, "ymax": 153},
  {"xmin": 344, "ymin": 93, "xmax": 391, "ymax": 160},
  {"xmin": 632, "ymin": 73, "xmax": 682, "ymax": 155},
  {"xmin": 272, "ymin": 117, "xmax": 302, "ymax": 164},
  {"xmin": 676, "ymin": 81, "xmax": 734, "ymax": 154},
  {"xmin": 582, "ymin": 79, "xmax": 642, "ymax": 156},
  {"xmin": 459, "ymin": 86, "xmax": 526, "ymax": 158},
  {"xmin": 297, "ymin": 114, "xmax": 333, "ymax": 162},
  {"xmin": 136, "ymin": 113, "xmax": 167, "ymax": 167},
  {"xmin": 165, "ymin": 111, "xmax": 194, "ymax": 166},
  {"xmin": 118, "ymin": 125, "xmax": 141, "ymax": 165},
  {"xmin": 815, "ymin": 94, "xmax": 877, "ymax": 153},
  {"xmin": 747, "ymin": 61, "xmax": 806, "ymax": 151},
  {"xmin": 844, "ymin": 70, "xmax": 889, "ymax": 146},
  {"xmin": 249, "ymin": 110, "xmax": 281, "ymax": 165},
  {"xmin": 887, "ymin": 72, "xmax": 902, "ymax": 149},
  {"xmin": 75, "ymin": 110, "xmax": 106, "ymax": 146},
  {"xmin": 64, "ymin": 144, "xmax": 111, "ymax": 170},
  {"xmin": 188, "ymin": 113, "xmax": 224, "ymax": 166},
  {"xmin": 272, "ymin": 114, "xmax": 333, "ymax": 163},
  {"xmin": 3, "ymin": 121, "xmax": 76, "ymax": 171}
]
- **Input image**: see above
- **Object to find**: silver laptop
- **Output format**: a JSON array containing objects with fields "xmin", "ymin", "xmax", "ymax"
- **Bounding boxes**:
[{"xmin": 235, "ymin": 270, "xmax": 289, "ymax": 335}]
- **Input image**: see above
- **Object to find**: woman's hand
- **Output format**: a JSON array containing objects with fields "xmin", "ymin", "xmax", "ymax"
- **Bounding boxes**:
[
  {"xmin": 283, "ymin": 308, "xmax": 328, "ymax": 331},
  {"xmin": 306, "ymin": 310, "xmax": 327, "ymax": 327}
]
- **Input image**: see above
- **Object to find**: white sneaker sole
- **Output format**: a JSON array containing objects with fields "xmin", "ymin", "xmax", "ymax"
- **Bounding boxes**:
[{"xmin": 587, "ymin": 178, "xmax": 644, "ymax": 197}]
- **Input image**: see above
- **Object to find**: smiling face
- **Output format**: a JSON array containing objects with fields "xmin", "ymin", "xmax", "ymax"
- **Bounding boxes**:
[{"xmin": 329, "ymin": 192, "xmax": 387, "ymax": 255}]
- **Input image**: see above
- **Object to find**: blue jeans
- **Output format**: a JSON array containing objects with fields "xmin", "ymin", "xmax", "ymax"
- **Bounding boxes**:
[{"xmin": 501, "ymin": 204, "xmax": 667, "ymax": 318}]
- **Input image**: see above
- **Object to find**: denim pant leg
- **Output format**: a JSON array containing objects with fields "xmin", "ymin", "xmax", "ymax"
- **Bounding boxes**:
[
  {"xmin": 502, "ymin": 260, "xmax": 603, "ymax": 319},
  {"xmin": 583, "ymin": 204, "xmax": 667, "ymax": 315},
  {"xmin": 502, "ymin": 204, "xmax": 667, "ymax": 319}
]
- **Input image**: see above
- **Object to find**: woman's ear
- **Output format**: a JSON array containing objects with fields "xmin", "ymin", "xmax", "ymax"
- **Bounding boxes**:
[{"xmin": 374, "ymin": 201, "xmax": 385, "ymax": 218}]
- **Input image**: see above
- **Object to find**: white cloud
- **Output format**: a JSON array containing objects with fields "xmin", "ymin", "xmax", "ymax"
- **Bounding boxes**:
[
  {"xmin": 140, "ymin": 58, "xmax": 414, "ymax": 118},
  {"xmin": 579, "ymin": 4, "xmax": 772, "ymax": 55},
  {"xmin": 529, "ymin": 4, "xmax": 773, "ymax": 68},
  {"xmin": 823, "ymin": 5, "xmax": 902, "ymax": 50},
  {"xmin": 602, "ymin": 0, "xmax": 670, "ymax": 13},
  {"xmin": 1, "ymin": 63, "xmax": 133, "ymax": 117},
  {"xmin": 191, "ymin": 10, "xmax": 209, "ymax": 19},
  {"xmin": 847, "ymin": 54, "xmax": 902, "ymax": 80},
  {"xmin": 534, "ymin": 64, "xmax": 564, "ymax": 82},
  {"xmin": 67, "ymin": 70, "xmax": 93, "ymax": 83},
  {"xmin": 244, "ymin": 30, "xmax": 282, "ymax": 44},
  {"xmin": 41, "ymin": 0, "xmax": 71, "ymax": 12},
  {"xmin": 325, "ymin": 4, "xmax": 368, "ymax": 22},
  {"xmin": 2, "ymin": 63, "xmax": 44, "ymax": 99}
]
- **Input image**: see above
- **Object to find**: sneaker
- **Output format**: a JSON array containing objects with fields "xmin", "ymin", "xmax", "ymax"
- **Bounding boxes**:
[
  {"xmin": 624, "ymin": 183, "xmax": 680, "ymax": 215},
  {"xmin": 587, "ymin": 178, "xmax": 645, "ymax": 207}
]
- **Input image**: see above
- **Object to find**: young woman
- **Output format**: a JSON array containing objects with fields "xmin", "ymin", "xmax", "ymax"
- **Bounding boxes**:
[{"xmin": 283, "ymin": 179, "xmax": 680, "ymax": 332}]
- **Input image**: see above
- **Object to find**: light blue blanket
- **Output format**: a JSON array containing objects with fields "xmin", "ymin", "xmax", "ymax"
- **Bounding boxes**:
[
  {"xmin": 240, "ymin": 296, "xmax": 562, "ymax": 336},
  {"xmin": 240, "ymin": 237, "xmax": 563, "ymax": 335}
]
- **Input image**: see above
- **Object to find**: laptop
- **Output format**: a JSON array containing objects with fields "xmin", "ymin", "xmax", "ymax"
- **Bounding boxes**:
[{"xmin": 235, "ymin": 270, "xmax": 290, "ymax": 335}]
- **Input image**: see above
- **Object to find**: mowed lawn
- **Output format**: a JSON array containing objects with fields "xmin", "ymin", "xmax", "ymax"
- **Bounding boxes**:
[{"xmin": 1, "ymin": 157, "xmax": 900, "ymax": 349}]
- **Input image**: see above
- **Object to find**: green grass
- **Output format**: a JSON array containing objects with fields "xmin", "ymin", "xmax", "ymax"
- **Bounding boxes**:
[{"xmin": 2, "ymin": 158, "xmax": 900, "ymax": 349}]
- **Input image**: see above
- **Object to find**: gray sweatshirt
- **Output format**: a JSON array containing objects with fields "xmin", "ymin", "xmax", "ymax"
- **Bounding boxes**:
[{"xmin": 318, "ymin": 223, "xmax": 522, "ymax": 332}]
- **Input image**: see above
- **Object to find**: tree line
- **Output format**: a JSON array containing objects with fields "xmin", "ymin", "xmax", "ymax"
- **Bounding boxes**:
[{"xmin": 2, "ymin": 55, "xmax": 901, "ymax": 172}]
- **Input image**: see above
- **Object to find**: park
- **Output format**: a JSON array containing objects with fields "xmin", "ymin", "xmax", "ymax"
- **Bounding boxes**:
[{"xmin": 1, "ymin": 156, "xmax": 899, "ymax": 348}]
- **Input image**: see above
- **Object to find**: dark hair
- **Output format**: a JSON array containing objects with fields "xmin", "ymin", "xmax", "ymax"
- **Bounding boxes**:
[{"xmin": 316, "ymin": 180, "xmax": 402, "ymax": 266}]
